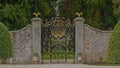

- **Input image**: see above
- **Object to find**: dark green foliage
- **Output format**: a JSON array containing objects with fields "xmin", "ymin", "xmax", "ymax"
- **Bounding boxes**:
[
  {"xmin": 0, "ymin": 0, "xmax": 56, "ymax": 30},
  {"xmin": 112, "ymin": 0, "xmax": 120, "ymax": 21},
  {"xmin": 0, "ymin": 0, "xmax": 118, "ymax": 30},
  {"xmin": 107, "ymin": 21, "xmax": 120, "ymax": 64},
  {"xmin": 0, "ymin": 4, "xmax": 30, "ymax": 30},
  {"xmin": 59, "ymin": 0, "xmax": 117, "ymax": 30},
  {"xmin": 0, "ymin": 22, "xmax": 13, "ymax": 59}
]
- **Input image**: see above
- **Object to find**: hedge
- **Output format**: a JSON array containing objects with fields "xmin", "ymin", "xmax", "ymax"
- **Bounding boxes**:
[
  {"xmin": 107, "ymin": 21, "xmax": 120, "ymax": 64},
  {"xmin": 0, "ymin": 22, "xmax": 13, "ymax": 59}
]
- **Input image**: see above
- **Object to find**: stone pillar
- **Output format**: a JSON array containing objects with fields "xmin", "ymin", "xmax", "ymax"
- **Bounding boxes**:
[
  {"xmin": 31, "ymin": 18, "xmax": 42, "ymax": 63},
  {"xmin": 74, "ymin": 17, "xmax": 85, "ymax": 63}
]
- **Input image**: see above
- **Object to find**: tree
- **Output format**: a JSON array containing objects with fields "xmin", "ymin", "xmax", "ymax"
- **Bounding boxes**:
[
  {"xmin": 59, "ymin": 0, "xmax": 82, "ymax": 19},
  {"xmin": 0, "ymin": 22, "xmax": 13, "ymax": 60},
  {"xmin": 0, "ymin": 0, "xmax": 56, "ymax": 30},
  {"xmin": 0, "ymin": 4, "xmax": 30, "ymax": 30},
  {"xmin": 107, "ymin": 21, "xmax": 120, "ymax": 64},
  {"xmin": 0, "ymin": 0, "xmax": 118, "ymax": 30},
  {"xmin": 112, "ymin": 0, "xmax": 120, "ymax": 21},
  {"xmin": 59, "ymin": 0, "xmax": 117, "ymax": 30}
]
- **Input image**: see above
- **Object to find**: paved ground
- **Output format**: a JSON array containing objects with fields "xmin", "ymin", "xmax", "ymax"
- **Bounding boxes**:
[{"xmin": 0, "ymin": 64, "xmax": 120, "ymax": 68}]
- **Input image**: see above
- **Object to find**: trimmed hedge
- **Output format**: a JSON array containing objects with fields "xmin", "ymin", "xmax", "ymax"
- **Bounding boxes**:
[
  {"xmin": 0, "ymin": 22, "xmax": 13, "ymax": 59},
  {"xmin": 107, "ymin": 21, "xmax": 120, "ymax": 64}
]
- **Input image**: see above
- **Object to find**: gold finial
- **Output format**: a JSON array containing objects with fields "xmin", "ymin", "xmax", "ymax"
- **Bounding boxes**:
[
  {"xmin": 33, "ymin": 12, "xmax": 40, "ymax": 18},
  {"xmin": 76, "ymin": 12, "xmax": 83, "ymax": 17}
]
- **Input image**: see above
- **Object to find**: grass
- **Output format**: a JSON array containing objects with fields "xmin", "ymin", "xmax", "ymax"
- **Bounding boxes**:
[{"xmin": 42, "ymin": 50, "xmax": 75, "ymax": 60}]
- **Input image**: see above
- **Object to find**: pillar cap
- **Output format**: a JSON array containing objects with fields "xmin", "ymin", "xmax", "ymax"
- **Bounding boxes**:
[
  {"xmin": 74, "ymin": 17, "xmax": 85, "ymax": 23},
  {"xmin": 31, "ymin": 18, "xmax": 43, "ymax": 23}
]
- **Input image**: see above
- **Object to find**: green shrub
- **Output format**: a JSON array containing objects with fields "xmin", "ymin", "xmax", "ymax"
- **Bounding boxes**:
[
  {"xmin": 107, "ymin": 21, "xmax": 120, "ymax": 64},
  {"xmin": 0, "ymin": 22, "xmax": 13, "ymax": 59}
]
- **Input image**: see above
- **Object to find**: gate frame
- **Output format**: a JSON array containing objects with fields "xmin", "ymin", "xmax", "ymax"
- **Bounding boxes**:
[{"xmin": 31, "ymin": 17, "xmax": 85, "ymax": 64}]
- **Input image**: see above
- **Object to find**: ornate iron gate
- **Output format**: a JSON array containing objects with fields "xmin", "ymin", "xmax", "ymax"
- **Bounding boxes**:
[{"xmin": 41, "ymin": 17, "xmax": 75, "ymax": 63}]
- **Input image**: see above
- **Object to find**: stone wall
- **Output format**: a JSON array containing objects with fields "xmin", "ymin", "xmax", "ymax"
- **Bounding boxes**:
[
  {"xmin": 83, "ymin": 24, "xmax": 112, "ymax": 63},
  {"xmin": 9, "ymin": 25, "xmax": 33, "ymax": 64},
  {"xmin": 6, "ymin": 17, "xmax": 112, "ymax": 64}
]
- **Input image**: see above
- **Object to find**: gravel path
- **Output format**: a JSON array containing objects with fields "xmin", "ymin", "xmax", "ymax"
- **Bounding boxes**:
[{"xmin": 0, "ymin": 64, "xmax": 120, "ymax": 68}]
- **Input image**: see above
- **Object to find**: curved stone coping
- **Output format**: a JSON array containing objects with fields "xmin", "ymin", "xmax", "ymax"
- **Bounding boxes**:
[
  {"xmin": 10, "ymin": 24, "xmax": 32, "ymax": 33},
  {"xmin": 10, "ymin": 24, "xmax": 112, "ymax": 33},
  {"xmin": 84, "ymin": 24, "xmax": 112, "ymax": 33}
]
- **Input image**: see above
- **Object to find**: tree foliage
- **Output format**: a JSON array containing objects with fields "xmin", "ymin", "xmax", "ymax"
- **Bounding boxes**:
[
  {"xmin": 0, "ymin": 0, "xmax": 56, "ymax": 30},
  {"xmin": 107, "ymin": 21, "xmax": 120, "ymax": 64},
  {"xmin": 0, "ymin": 0, "xmax": 118, "ymax": 30},
  {"xmin": 0, "ymin": 22, "xmax": 13, "ymax": 59},
  {"xmin": 112, "ymin": 0, "xmax": 120, "ymax": 21},
  {"xmin": 59, "ymin": 0, "xmax": 117, "ymax": 30}
]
